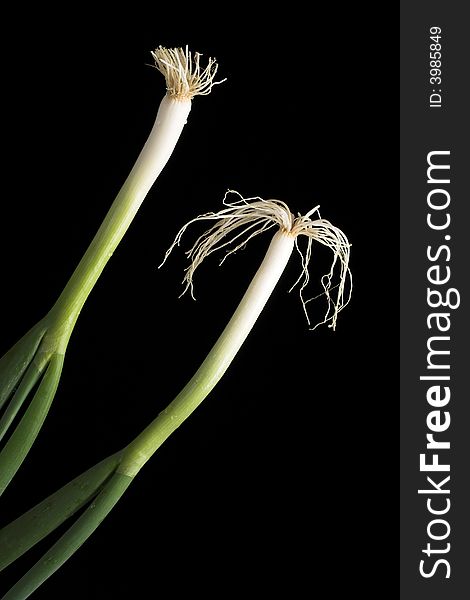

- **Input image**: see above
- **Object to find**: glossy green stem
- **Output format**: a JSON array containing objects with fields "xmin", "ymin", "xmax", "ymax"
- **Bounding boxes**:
[
  {"xmin": 0, "ymin": 451, "xmax": 123, "ymax": 571},
  {"xmin": 2, "ymin": 472, "xmax": 132, "ymax": 600},
  {"xmin": 0, "ymin": 355, "xmax": 64, "ymax": 495}
]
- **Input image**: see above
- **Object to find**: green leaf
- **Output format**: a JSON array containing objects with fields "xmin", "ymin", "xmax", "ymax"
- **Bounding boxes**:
[
  {"xmin": 0, "ymin": 353, "xmax": 64, "ymax": 496},
  {"xmin": 0, "ymin": 319, "xmax": 47, "ymax": 412},
  {"xmin": 0, "ymin": 451, "xmax": 123, "ymax": 571},
  {"xmin": 3, "ymin": 472, "xmax": 133, "ymax": 600},
  {"xmin": 0, "ymin": 362, "xmax": 43, "ymax": 443}
]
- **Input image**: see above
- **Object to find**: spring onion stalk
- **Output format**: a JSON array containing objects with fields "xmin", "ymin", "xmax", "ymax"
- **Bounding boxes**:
[
  {"xmin": 1, "ymin": 192, "xmax": 351, "ymax": 598},
  {"xmin": 0, "ymin": 47, "xmax": 224, "ymax": 495}
]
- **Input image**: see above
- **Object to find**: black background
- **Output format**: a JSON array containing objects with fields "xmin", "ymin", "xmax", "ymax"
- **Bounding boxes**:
[{"xmin": 0, "ymin": 5, "xmax": 397, "ymax": 598}]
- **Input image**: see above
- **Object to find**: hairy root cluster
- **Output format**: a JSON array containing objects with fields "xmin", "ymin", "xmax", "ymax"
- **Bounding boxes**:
[
  {"xmin": 161, "ymin": 191, "xmax": 352, "ymax": 331},
  {"xmin": 151, "ymin": 46, "xmax": 225, "ymax": 100}
]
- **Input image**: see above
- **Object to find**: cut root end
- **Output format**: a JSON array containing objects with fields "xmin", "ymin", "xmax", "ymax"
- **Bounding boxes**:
[{"xmin": 151, "ymin": 46, "xmax": 226, "ymax": 100}]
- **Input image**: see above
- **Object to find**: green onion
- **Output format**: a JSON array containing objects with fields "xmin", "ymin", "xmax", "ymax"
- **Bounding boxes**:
[
  {"xmin": 1, "ymin": 193, "xmax": 351, "ymax": 598},
  {"xmin": 0, "ymin": 46, "xmax": 224, "ymax": 495}
]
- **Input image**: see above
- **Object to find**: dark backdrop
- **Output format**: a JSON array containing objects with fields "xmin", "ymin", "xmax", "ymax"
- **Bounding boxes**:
[{"xmin": 0, "ymin": 5, "xmax": 397, "ymax": 598}]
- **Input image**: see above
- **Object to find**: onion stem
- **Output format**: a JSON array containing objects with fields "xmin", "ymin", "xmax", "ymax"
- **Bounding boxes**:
[
  {"xmin": 119, "ymin": 230, "xmax": 295, "ymax": 476},
  {"xmin": 43, "ymin": 96, "xmax": 192, "ymax": 353},
  {"xmin": 0, "ymin": 46, "xmax": 223, "ymax": 495},
  {"xmin": 120, "ymin": 188, "xmax": 352, "ymax": 475},
  {"xmin": 1, "ymin": 195, "xmax": 351, "ymax": 597}
]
